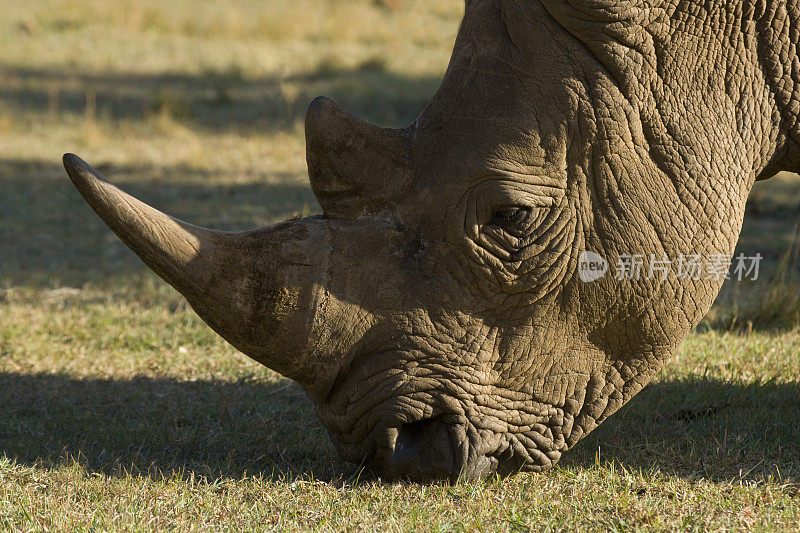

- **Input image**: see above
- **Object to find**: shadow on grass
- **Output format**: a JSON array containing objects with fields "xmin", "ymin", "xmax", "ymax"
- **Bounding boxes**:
[
  {"xmin": 2, "ymin": 62, "xmax": 442, "ymax": 130},
  {"xmin": 565, "ymin": 377, "xmax": 800, "ymax": 483},
  {"xmin": 0, "ymin": 157, "xmax": 318, "ymax": 287},
  {"xmin": 0, "ymin": 373, "xmax": 355, "ymax": 483},
  {"xmin": 2, "ymin": 372, "xmax": 799, "ymax": 483}
]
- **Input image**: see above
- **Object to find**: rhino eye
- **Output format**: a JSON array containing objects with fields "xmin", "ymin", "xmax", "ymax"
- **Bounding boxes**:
[{"xmin": 490, "ymin": 206, "xmax": 532, "ymax": 231}]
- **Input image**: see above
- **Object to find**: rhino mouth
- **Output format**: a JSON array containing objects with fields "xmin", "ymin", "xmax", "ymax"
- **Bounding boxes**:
[
  {"xmin": 361, "ymin": 408, "xmax": 558, "ymax": 481},
  {"xmin": 358, "ymin": 410, "xmax": 495, "ymax": 482},
  {"xmin": 320, "ymin": 348, "xmax": 566, "ymax": 481}
]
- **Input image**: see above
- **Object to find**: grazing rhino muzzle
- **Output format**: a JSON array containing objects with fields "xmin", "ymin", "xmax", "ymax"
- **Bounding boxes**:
[{"xmin": 64, "ymin": 0, "xmax": 800, "ymax": 481}]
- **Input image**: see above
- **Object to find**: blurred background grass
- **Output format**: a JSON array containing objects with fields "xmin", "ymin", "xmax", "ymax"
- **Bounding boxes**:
[{"xmin": 3, "ymin": 0, "xmax": 800, "ymax": 530}]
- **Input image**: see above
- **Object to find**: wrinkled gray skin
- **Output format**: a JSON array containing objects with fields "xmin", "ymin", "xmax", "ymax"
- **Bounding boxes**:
[{"xmin": 63, "ymin": 0, "xmax": 800, "ymax": 481}]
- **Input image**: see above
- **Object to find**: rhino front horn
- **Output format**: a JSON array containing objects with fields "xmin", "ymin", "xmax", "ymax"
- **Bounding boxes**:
[{"xmin": 62, "ymin": 153, "xmax": 330, "ymax": 385}]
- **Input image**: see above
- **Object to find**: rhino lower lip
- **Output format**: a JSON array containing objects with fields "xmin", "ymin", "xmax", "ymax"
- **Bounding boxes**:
[
  {"xmin": 381, "ymin": 415, "xmax": 461, "ymax": 481},
  {"xmin": 379, "ymin": 417, "xmax": 507, "ymax": 482}
]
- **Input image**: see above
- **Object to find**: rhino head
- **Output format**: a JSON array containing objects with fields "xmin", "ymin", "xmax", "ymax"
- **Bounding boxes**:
[{"xmin": 63, "ymin": 0, "xmax": 799, "ymax": 481}]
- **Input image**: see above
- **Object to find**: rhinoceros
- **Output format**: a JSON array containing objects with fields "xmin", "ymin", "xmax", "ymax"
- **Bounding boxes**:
[{"xmin": 63, "ymin": 0, "xmax": 800, "ymax": 481}]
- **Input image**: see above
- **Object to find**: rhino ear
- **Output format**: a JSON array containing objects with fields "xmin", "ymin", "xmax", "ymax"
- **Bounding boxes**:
[{"xmin": 305, "ymin": 96, "xmax": 412, "ymax": 219}]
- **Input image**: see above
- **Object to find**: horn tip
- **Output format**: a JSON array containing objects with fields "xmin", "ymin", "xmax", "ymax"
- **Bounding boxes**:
[
  {"xmin": 305, "ymin": 96, "xmax": 346, "ymax": 134},
  {"xmin": 62, "ymin": 152, "xmax": 86, "ymax": 174},
  {"xmin": 62, "ymin": 153, "xmax": 107, "ymax": 191}
]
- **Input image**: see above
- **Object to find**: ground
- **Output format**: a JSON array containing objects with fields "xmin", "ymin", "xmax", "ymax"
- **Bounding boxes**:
[{"xmin": 2, "ymin": 0, "xmax": 800, "ymax": 530}]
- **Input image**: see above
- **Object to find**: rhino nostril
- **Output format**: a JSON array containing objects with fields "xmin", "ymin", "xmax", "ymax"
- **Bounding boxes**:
[{"xmin": 383, "ymin": 415, "xmax": 457, "ymax": 481}]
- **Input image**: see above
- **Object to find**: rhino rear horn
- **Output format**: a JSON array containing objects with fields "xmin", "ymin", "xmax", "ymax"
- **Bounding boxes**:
[{"xmin": 305, "ymin": 96, "xmax": 411, "ymax": 218}]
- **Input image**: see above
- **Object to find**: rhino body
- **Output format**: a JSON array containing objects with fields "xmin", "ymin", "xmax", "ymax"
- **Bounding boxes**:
[{"xmin": 63, "ymin": 0, "xmax": 800, "ymax": 481}]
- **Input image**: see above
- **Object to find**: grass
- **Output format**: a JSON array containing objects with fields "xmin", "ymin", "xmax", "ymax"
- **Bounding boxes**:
[{"xmin": 2, "ymin": 0, "xmax": 800, "ymax": 530}]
